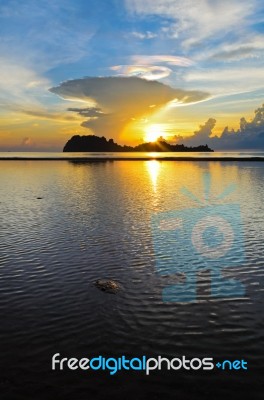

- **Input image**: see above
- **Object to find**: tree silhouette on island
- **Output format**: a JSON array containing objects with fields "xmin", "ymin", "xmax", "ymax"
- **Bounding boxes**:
[{"xmin": 63, "ymin": 135, "xmax": 214, "ymax": 152}]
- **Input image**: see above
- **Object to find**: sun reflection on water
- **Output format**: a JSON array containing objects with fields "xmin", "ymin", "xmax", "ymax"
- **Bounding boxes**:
[{"xmin": 146, "ymin": 160, "xmax": 161, "ymax": 192}]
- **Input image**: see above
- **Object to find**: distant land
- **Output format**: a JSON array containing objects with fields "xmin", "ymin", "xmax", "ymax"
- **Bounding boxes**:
[{"xmin": 63, "ymin": 135, "xmax": 214, "ymax": 152}]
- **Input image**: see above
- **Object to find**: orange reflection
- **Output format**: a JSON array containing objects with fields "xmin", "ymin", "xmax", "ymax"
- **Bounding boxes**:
[{"xmin": 146, "ymin": 160, "xmax": 161, "ymax": 192}]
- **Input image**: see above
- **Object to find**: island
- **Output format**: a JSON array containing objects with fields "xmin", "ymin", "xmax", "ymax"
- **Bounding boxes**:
[{"xmin": 63, "ymin": 135, "xmax": 214, "ymax": 152}]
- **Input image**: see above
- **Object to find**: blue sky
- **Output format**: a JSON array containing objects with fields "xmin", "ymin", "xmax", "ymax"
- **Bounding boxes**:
[{"xmin": 0, "ymin": 0, "xmax": 263, "ymax": 150}]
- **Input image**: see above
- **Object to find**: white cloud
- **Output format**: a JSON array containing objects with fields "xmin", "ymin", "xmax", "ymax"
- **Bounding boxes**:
[
  {"xmin": 184, "ymin": 67, "xmax": 264, "ymax": 94},
  {"xmin": 131, "ymin": 54, "xmax": 193, "ymax": 66},
  {"xmin": 0, "ymin": 58, "xmax": 50, "ymax": 109},
  {"xmin": 125, "ymin": 1, "xmax": 263, "ymax": 100},
  {"xmin": 194, "ymin": 35, "xmax": 264, "ymax": 62},
  {"xmin": 125, "ymin": 0, "xmax": 258, "ymax": 48},
  {"xmin": 110, "ymin": 65, "xmax": 172, "ymax": 79},
  {"xmin": 0, "ymin": 57, "xmax": 81, "ymax": 123},
  {"xmin": 131, "ymin": 31, "xmax": 157, "ymax": 39}
]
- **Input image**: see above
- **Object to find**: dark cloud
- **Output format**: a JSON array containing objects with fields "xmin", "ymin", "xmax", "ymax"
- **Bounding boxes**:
[
  {"xmin": 67, "ymin": 107, "xmax": 105, "ymax": 118},
  {"xmin": 191, "ymin": 118, "xmax": 216, "ymax": 143},
  {"xmin": 177, "ymin": 104, "xmax": 264, "ymax": 150},
  {"xmin": 50, "ymin": 76, "xmax": 209, "ymax": 140}
]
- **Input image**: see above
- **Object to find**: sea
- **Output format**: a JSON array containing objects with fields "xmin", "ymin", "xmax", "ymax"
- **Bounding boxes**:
[
  {"xmin": 0, "ymin": 153, "xmax": 263, "ymax": 399},
  {"xmin": 0, "ymin": 151, "xmax": 264, "ymax": 159}
]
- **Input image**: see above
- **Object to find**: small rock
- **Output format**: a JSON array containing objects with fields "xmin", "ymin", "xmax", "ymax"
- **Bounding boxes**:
[{"xmin": 95, "ymin": 279, "xmax": 120, "ymax": 294}]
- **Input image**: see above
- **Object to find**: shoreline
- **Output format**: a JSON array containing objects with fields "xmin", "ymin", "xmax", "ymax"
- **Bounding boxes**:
[{"xmin": 0, "ymin": 156, "xmax": 264, "ymax": 161}]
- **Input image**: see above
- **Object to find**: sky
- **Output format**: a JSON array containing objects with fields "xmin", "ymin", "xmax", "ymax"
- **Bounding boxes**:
[{"xmin": 0, "ymin": 0, "xmax": 263, "ymax": 151}]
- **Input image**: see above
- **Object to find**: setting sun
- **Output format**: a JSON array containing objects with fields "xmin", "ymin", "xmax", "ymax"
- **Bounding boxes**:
[{"xmin": 144, "ymin": 124, "xmax": 165, "ymax": 142}]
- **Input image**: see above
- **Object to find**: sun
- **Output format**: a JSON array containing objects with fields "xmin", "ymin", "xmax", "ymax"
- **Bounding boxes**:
[{"xmin": 144, "ymin": 124, "xmax": 164, "ymax": 142}]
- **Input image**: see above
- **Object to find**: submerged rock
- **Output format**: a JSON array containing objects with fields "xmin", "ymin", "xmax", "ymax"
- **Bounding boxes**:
[{"xmin": 95, "ymin": 279, "xmax": 120, "ymax": 294}]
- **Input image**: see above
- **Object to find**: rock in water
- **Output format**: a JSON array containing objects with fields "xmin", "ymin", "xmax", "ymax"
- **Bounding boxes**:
[{"xmin": 95, "ymin": 279, "xmax": 120, "ymax": 294}]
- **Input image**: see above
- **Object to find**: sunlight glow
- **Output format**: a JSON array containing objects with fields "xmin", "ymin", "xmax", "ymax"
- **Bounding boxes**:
[{"xmin": 144, "ymin": 124, "xmax": 165, "ymax": 142}]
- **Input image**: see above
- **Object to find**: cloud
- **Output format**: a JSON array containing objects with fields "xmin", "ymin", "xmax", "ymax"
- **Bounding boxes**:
[
  {"xmin": 210, "ymin": 47, "xmax": 259, "ymax": 62},
  {"xmin": 124, "ymin": 3, "xmax": 263, "ymax": 97},
  {"xmin": 131, "ymin": 55, "xmax": 193, "ymax": 67},
  {"xmin": 3, "ymin": 104, "xmax": 81, "ymax": 122},
  {"xmin": 110, "ymin": 65, "xmax": 172, "ymax": 80},
  {"xmin": 177, "ymin": 104, "xmax": 264, "ymax": 150},
  {"xmin": 0, "ymin": 0, "xmax": 95, "ymax": 72},
  {"xmin": 67, "ymin": 107, "xmax": 105, "ymax": 118},
  {"xmin": 202, "ymin": 36, "xmax": 264, "ymax": 62},
  {"xmin": 110, "ymin": 56, "xmax": 193, "ymax": 88},
  {"xmin": 21, "ymin": 136, "xmax": 35, "ymax": 147},
  {"xmin": 184, "ymin": 67, "xmax": 264, "ymax": 94},
  {"xmin": 131, "ymin": 31, "xmax": 157, "ymax": 39},
  {"xmin": 193, "ymin": 118, "xmax": 217, "ymax": 140},
  {"xmin": 0, "ymin": 58, "xmax": 50, "ymax": 108},
  {"xmin": 21, "ymin": 109, "xmax": 80, "ymax": 122},
  {"xmin": 50, "ymin": 76, "xmax": 209, "ymax": 140},
  {"xmin": 125, "ymin": 0, "xmax": 258, "ymax": 48},
  {"xmin": 0, "ymin": 1, "xmax": 96, "ymax": 125}
]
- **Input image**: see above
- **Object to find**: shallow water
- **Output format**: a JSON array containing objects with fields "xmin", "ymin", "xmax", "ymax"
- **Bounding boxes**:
[{"xmin": 0, "ymin": 160, "xmax": 263, "ymax": 399}]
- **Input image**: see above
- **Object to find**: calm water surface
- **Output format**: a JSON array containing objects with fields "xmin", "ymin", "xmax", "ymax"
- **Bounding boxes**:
[
  {"xmin": 0, "ymin": 160, "xmax": 263, "ymax": 399},
  {"xmin": 1, "ymin": 151, "xmax": 264, "ymax": 158}
]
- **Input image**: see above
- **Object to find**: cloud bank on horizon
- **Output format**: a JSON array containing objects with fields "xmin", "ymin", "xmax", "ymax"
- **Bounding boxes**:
[{"xmin": 173, "ymin": 104, "xmax": 264, "ymax": 150}]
